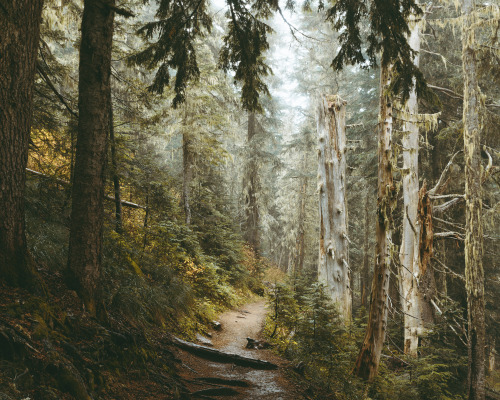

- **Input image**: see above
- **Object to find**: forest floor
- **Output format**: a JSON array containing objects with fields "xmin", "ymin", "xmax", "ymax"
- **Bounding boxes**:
[{"xmin": 176, "ymin": 300, "xmax": 309, "ymax": 399}]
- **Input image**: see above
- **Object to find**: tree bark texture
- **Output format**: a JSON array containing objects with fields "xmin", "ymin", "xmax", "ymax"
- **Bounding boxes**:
[
  {"xmin": 317, "ymin": 95, "xmax": 351, "ymax": 322},
  {"xmin": 399, "ymin": 12, "xmax": 428, "ymax": 356},
  {"xmin": 462, "ymin": 0, "xmax": 485, "ymax": 398},
  {"xmin": 67, "ymin": 0, "xmax": 115, "ymax": 316},
  {"xmin": 354, "ymin": 65, "xmax": 394, "ymax": 380},
  {"xmin": 0, "ymin": 0, "xmax": 44, "ymax": 287},
  {"xmin": 243, "ymin": 112, "xmax": 260, "ymax": 254},
  {"xmin": 361, "ymin": 192, "xmax": 371, "ymax": 307},
  {"xmin": 109, "ymin": 99, "xmax": 123, "ymax": 232}
]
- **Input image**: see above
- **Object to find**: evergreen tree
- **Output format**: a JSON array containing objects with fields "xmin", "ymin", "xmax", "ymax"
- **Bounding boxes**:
[
  {"xmin": 0, "ymin": 0, "xmax": 44, "ymax": 288},
  {"xmin": 67, "ymin": 0, "xmax": 132, "ymax": 316}
]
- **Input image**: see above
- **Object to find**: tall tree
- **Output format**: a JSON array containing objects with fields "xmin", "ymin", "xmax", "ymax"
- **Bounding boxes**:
[
  {"xmin": 361, "ymin": 190, "xmax": 371, "ymax": 308},
  {"xmin": 461, "ymin": 0, "xmax": 485, "ymax": 398},
  {"xmin": 182, "ymin": 116, "xmax": 194, "ymax": 225},
  {"xmin": 399, "ymin": 9, "xmax": 426, "ymax": 356},
  {"xmin": 243, "ymin": 112, "xmax": 260, "ymax": 253},
  {"xmin": 294, "ymin": 156, "xmax": 308, "ymax": 275},
  {"xmin": 353, "ymin": 64, "xmax": 394, "ymax": 380},
  {"xmin": 67, "ymin": 0, "xmax": 117, "ymax": 316},
  {"xmin": 317, "ymin": 95, "xmax": 351, "ymax": 322},
  {"xmin": 109, "ymin": 99, "xmax": 123, "ymax": 233},
  {"xmin": 0, "ymin": 0, "xmax": 44, "ymax": 287}
]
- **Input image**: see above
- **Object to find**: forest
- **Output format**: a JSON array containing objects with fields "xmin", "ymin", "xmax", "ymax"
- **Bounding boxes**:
[{"xmin": 0, "ymin": 0, "xmax": 499, "ymax": 399}]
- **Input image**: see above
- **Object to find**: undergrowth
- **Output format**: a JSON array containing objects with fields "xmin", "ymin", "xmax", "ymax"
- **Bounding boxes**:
[
  {"xmin": 0, "ymin": 176, "xmax": 269, "ymax": 399},
  {"xmin": 264, "ymin": 275, "xmax": 468, "ymax": 400}
]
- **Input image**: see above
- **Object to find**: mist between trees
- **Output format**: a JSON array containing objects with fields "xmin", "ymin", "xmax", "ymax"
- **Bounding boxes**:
[{"xmin": 0, "ymin": 0, "xmax": 498, "ymax": 399}]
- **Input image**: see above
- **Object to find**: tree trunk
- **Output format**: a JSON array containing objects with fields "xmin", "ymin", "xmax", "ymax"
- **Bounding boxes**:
[
  {"xmin": 295, "ymin": 172, "xmax": 307, "ymax": 275},
  {"xmin": 354, "ymin": 65, "xmax": 394, "ymax": 380},
  {"xmin": 0, "ymin": 0, "xmax": 44, "ymax": 288},
  {"xmin": 182, "ymin": 124, "xmax": 194, "ymax": 225},
  {"xmin": 244, "ymin": 112, "xmax": 260, "ymax": 253},
  {"xmin": 67, "ymin": 0, "xmax": 115, "ymax": 317},
  {"xmin": 462, "ymin": 0, "xmax": 485, "ymax": 398},
  {"xmin": 109, "ymin": 98, "xmax": 123, "ymax": 232},
  {"xmin": 317, "ymin": 95, "xmax": 351, "ymax": 323},
  {"xmin": 399, "ymin": 11, "xmax": 427, "ymax": 356},
  {"xmin": 361, "ymin": 191, "xmax": 371, "ymax": 308}
]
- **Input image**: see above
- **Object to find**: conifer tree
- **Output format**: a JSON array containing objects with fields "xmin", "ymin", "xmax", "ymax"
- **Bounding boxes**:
[
  {"xmin": 243, "ymin": 112, "xmax": 261, "ymax": 253},
  {"xmin": 461, "ymin": 0, "xmax": 485, "ymax": 398},
  {"xmin": 0, "ymin": 0, "xmax": 44, "ymax": 288},
  {"xmin": 67, "ymin": 0, "xmax": 124, "ymax": 316},
  {"xmin": 353, "ymin": 63, "xmax": 394, "ymax": 380}
]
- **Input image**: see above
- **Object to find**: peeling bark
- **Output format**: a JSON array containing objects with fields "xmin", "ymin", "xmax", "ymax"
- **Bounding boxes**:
[
  {"xmin": 317, "ymin": 95, "xmax": 351, "ymax": 323},
  {"xmin": 354, "ymin": 65, "xmax": 394, "ymax": 380},
  {"xmin": 399, "ymin": 12, "xmax": 424, "ymax": 356},
  {"xmin": 461, "ymin": 0, "xmax": 485, "ymax": 398},
  {"xmin": 361, "ymin": 193, "xmax": 371, "ymax": 307}
]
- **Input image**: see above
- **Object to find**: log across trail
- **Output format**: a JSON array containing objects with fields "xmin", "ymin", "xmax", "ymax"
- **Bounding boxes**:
[
  {"xmin": 175, "ymin": 300, "xmax": 306, "ymax": 399},
  {"xmin": 173, "ymin": 337, "xmax": 278, "ymax": 370}
]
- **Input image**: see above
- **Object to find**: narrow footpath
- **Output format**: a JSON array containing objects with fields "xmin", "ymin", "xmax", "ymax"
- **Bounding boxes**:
[{"xmin": 176, "ymin": 300, "xmax": 307, "ymax": 399}]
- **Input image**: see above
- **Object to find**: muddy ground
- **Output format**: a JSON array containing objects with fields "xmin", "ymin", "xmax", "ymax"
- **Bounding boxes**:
[{"xmin": 177, "ymin": 300, "xmax": 307, "ymax": 399}]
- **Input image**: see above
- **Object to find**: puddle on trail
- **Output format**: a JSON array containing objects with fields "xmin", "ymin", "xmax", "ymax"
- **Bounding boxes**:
[{"xmin": 204, "ymin": 360, "xmax": 289, "ymax": 399}]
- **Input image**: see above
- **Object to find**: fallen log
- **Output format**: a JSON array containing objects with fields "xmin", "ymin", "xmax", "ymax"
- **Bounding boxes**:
[
  {"xmin": 191, "ymin": 387, "xmax": 239, "ymax": 397},
  {"xmin": 26, "ymin": 168, "xmax": 146, "ymax": 209},
  {"xmin": 173, "ymin": 337, "xmax": 277, "ymax": 370},
  {"xmin": 194, "ymin": 377, "xmax": 251, "ymax": 387}
]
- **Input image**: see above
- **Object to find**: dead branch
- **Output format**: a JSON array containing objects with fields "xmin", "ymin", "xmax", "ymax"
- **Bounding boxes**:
[
  {"xmin": 433, "ymin": 216, "xmax": 465, "ymax": 231},
  {"xmin": 434, "ymin": 231, "xmax": 464, "ymax": 240},
  {"xmin": 430, "ymin": 299, "xmax": 468, "ymax": 347},
  {"xmin": 429, "ymin": 194, "xmax": 465, "ymax": 200},
  {"xmin": 26, "ymin": 168, "xmax": 146, "ymax": 209},
  {"xmin": 433, "ymin": 197, "xmax": 463, "ymax": 214},
  {"xmin": 36, "ymin": 62, "xmax": 78, "ymax": 119},
  {"xmin": 429, "ymin": 151, "xmax": 461, "ymax": 196},
  {"xmin": 432, "ymin": 256, "xmax": 465, "ymax": 282},
  {"xmin": 482, "ymin": 147, "xmax": 494, "ymax": 184}
]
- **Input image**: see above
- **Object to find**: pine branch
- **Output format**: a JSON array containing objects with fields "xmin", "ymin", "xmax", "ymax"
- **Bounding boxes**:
[{"xmin": 36, "ymin": 62, "xmax": 78, "ymax": 119}]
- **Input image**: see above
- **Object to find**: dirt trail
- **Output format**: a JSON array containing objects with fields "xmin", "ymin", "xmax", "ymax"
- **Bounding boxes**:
[{"xmin": 176, "ymin": 300, "xmax": 306, "ymax": 399}]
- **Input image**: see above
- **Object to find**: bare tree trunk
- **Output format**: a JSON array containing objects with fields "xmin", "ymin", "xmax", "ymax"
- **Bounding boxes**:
[
  {"xmin": 399, "ymin": 11, "xmax": 427, "ymax": 356},
  {"xmin": 109, "ymin": 98, "xmax": 123, "ymax": 232},
  {"xmin": 0, "ymin": 0, "xmax": 44, "ymax": 288},
  {"xmin": 462, "ymin": 0, "xmax": 485, "ymax": 398},
  {"xmin": 244, "ymin": 112, "xmax": 260, "ymax": 254},
  {"xmin": 317, "ymin": 95, "xmax": 351, "ymax": 323},
  {"xmin": 67, "ymin": 0, "xmax": 115, "ymax": 317},
  {"xmin": 354, "ymin": 65, "xmax": 394, "ymax": 380}
]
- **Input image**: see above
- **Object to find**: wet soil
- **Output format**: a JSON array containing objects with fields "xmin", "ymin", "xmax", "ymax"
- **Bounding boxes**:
[{"xmin": 177, "ymin": 300, "xmax": 306, "ymax": 399}]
